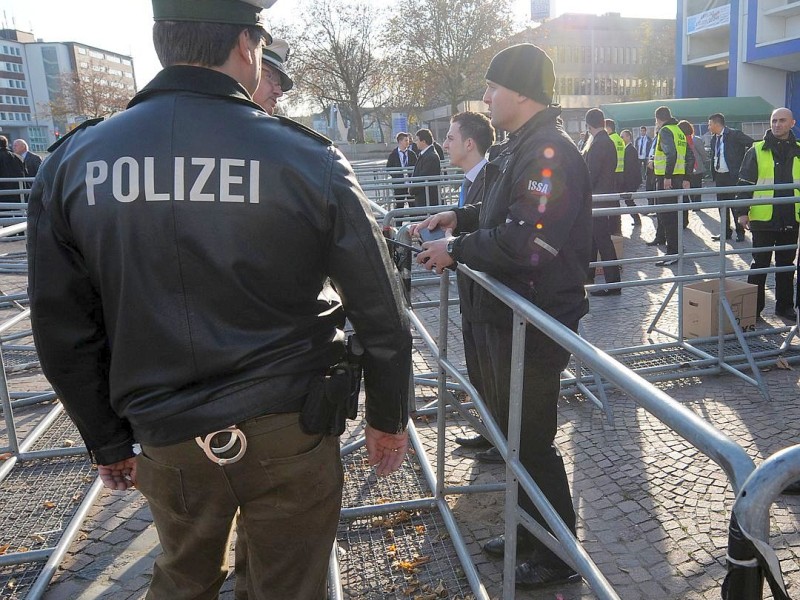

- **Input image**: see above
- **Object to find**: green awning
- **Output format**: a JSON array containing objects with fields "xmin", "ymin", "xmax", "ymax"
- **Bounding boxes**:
[{"xmin": 600, "ymin": 97, "xmax": 775, "ymax": 129}]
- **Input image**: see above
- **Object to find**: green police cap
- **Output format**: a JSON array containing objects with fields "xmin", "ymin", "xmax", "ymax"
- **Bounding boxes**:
[{"xmin": 152, "ymin": 0, "xmax": 276, "ymax": 28}]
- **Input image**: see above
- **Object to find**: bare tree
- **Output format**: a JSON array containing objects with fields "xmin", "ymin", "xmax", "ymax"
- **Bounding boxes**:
[
  {"xmin": 385, "ymin": 0, "xmax": 515, "ymax": 114},
  {"xmin": 46, "ymin": 60, "xmax": 133, "ymax": 125},
  {"xmin": 289, "ymin": 0, "xmax": 388, "ymax": 143}
]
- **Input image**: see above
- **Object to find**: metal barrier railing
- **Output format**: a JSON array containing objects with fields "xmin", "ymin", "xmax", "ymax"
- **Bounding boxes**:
[
  {"xmin": 358, "ymin": 170, "xmax": 799, "ymax": 597},
  {"xmin": 368, "ymin": 173, "xmax": 800, "ymax": 407}
]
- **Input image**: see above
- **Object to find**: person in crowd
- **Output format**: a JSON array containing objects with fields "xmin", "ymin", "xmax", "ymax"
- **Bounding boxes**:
[
  {"xmin": 635, "ymin": 125, "xmax": 652, "ymax": 183},
  {"xmin": 386, "ymin": 132, "xmax": 417, "ymax": 201},
  {"xmin": 252, "ymin": 36, "xmax": 292, "ymax": 115},
  {"xmin": 411, "ymin": 128, "xmax": 441, "ymax": 207},
  {"xmin": 735, "ymin": 107, "xmax": 799, "ymax": 322},
  {"xmin": 620, "ymin": 128, "xmax": 642, "ymax": 227},
  {"xmin": 677, "ymin": 120, "xmax": 709, "ymax": 205},
  {"xmin": 13, "ymin": 138, "xmax": 42, "ymax": 179},
  {"xmin": 585, "ymin": 109, "xmax": 621, "ymax": 295},
  {"xmin": 708, "ymin": 112, "xmax": 754, "ymax": 242},
  {"xmin": 413, "ymin": 43, "xmax": 591, "ymax": 590},
  {"xmin": 26, "ymin": 1, "xmax": 411, "ymax": 598},
  {"xmin": 0, "ymin": 135, "xmax": 26, "ymax": 201},
  {"xmin": 646, "ymin": 106, "xmax": 692, "ymax": 266},
  {"xmin": 604, "ymin": 118, "xmax": 625, "ymax": 235},
  {"xmin": 439, "ymin": 111, "xmax": 497, "ymax": 450},
  {"xmin": 432, "ymin": 136, "xmax": 445, "ymax": 161}
]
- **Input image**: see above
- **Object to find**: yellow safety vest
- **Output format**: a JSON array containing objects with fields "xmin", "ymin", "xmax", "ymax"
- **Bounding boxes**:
[
  {"xmin": 653, "ymin": 124, "xmax": 687, "ymax": 176},
  {"xmin": 749, "ymin": 139, "xmax": 800, "ymax": 222},
  {"xmin": 608, "ymin": 132, "xmax": 625, "ymax": 173}
]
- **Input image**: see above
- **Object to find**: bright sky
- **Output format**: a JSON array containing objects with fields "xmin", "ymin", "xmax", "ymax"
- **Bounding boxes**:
[{"xmin": 0, "ymin": 0, "xmax": 677, "ymax": 90}]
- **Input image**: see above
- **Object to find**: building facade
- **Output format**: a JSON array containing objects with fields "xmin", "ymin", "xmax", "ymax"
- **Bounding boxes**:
[
  {"xmin": 677, "ymin": 0, "xmax": 800, "ymax": 125},
  {"xmin": 513, "ymin": 13, "xmax": 677, "ymax": 136},
  {"xmin": 0, "ymin": 29, "xmax": 136, "ymax": 152}
]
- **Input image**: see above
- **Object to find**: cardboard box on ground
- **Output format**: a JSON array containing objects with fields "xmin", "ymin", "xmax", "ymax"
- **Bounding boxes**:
[{"xmin": 682, "ymin": 279, "xmax": 758, "ymax": 338}]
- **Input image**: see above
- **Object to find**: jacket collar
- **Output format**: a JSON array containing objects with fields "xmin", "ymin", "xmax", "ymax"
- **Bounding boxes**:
[
  {"xmin": 508, "ymin": 105, "xmax": 562, "ymax": 142},
  {"xmin": 762, "ymin": 129, "xmax": 798, "ymax": 152},
  {"xmin": 127, "ymin": 65, "xmax": 264, "ymax": 112}
]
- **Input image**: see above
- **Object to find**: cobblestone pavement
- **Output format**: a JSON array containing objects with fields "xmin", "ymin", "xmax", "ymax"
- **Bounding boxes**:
[{"xmin": 2, "ymin": 202, "xmax": 799, "ymax": 599}]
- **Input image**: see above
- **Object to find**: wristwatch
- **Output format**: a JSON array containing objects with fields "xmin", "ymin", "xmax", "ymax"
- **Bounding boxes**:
[{"xmin": 446, "ymin": 237, "xmax": 459, "ymax": 264}]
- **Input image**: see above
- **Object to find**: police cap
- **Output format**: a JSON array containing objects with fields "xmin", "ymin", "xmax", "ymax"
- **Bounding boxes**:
[
  {"xmin": 262, "ymin": 38, "xmax": 293, "ymax": 91},
  {"xmin": 153, "ymin": 0, "xmax": 276, "ymax": 31}
]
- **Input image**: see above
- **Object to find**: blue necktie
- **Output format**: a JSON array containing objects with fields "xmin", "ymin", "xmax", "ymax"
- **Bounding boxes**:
[{"xmin": 458, "ymin": 179, "xmax": 470, "ymax": 207}]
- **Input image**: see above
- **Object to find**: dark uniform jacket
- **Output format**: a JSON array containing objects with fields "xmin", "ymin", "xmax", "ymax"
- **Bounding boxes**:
[
  {"xmin": 735, "ymin": 129, "xmax": 800, "ymax": 231},
  {"xmin": 449, "ymin": 106, "xmax": 592, "ymax": 328},
  {"xmin": 583, "ymin": 129, "xmax": 618, "ymax": 206},
  {"xmin": 411, "ymin": 145, "xmax": 441, "ymax": 206},
  {"xmin": 711, "ymin": 127, "xmax": 754, "ymax": 179},
  {"xmin": 27, "ymin": 66, "xmax": 411, "ymax": 465}
]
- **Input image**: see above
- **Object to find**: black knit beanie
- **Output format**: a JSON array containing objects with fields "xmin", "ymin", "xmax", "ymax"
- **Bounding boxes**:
[{"xmin": 485, "ymin": 44, "xmax": 555, "ymax": 105}]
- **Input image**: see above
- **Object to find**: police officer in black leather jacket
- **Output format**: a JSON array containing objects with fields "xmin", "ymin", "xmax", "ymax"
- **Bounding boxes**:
[{"xmin": 27, "ymin": 1, "xmax": 410, "ymax": 598}]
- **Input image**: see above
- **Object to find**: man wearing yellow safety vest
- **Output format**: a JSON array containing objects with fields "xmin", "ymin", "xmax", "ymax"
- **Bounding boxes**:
[
  {"xmin": 647, "ymin": 106, "xmax": 692, "ymax": 267},
  {"xmin": 735, "ymin": 107, "xmax": 799, "ymax": 322}
]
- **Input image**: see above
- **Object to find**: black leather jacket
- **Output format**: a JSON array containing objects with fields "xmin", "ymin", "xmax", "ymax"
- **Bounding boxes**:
[
  {"xmin": 27, "ymin": 66, "xmax": 410, "ymax": 464},
  {"xmin": 450, "ymin": 106, "xmax": 592, "ymax": 328}
]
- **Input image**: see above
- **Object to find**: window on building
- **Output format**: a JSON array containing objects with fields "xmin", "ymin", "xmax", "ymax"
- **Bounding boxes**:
[
  {"xmin": 78, "ymin": 47, "xmax": 87, "ymax": 55},
  {"xmin": 89, "ymin": 50, "xmax": 104, "ymax": 59},
  {"xmin": 631, "ymin": 48, "xmax": 638, "ymax": 64}
]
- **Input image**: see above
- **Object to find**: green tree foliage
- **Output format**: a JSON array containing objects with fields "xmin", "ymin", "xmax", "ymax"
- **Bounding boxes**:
[{"xmin": 385, "ymin": 0, "xmax": 515, "ymax": 115}]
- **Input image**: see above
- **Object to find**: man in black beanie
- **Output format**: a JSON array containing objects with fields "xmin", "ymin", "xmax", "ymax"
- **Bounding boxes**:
[{"xmin": 413, "ymin": 43, "xmax": 592, "ymax": 590}]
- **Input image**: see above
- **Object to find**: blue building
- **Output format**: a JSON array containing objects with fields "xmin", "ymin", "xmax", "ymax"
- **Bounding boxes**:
[{"xmin": 676, "ymin": 0, "xmax": 800, "ymax": 127}]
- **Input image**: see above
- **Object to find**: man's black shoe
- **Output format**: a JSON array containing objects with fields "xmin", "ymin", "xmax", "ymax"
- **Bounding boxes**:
[
  {"xmin": 454, "ymin": 434, "xmax": 492, "ymax": 448},
  {"xmin": 775, "ymin": 307, "xmax": 798, "ymax": 321},
  {"xmin": 482, "ymin": 534, "xmax": 536, "ymax": 558},
  {"xmin": 645, "ymin": 239, "xmax": 664, "ymax": 247},
  {"xmin": 711, "ymin": 233, "xmax": 733, "ymax": 242},
  {"xmin": 589, "ymin": 288, "xmax": 621, "ymax": 297},
  {"xmin": 655, "ymin": 259, "xmax": 679, "ymax": 267},
  {"xmin": 515, "ymin": 560, "xmax": 581, "ymax": 590},
  {"xmin": 782, "ymin": 480, "xmax": 800, "ymax": 495},
  {"xmin": 475, "ymin": 446, "xmax": 505, "ymax": 464}
]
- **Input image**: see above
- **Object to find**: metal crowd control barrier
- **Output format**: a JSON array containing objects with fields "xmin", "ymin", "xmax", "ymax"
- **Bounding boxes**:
[
  {"xmin": 365, "ymin": 168, "xmax": 800, "ymax": 407},
  {"xmin": 395, "ymin": 262, "xmax": 793, "ymax": 598},
  {"xmin": 0, "ymin": 209, "xmax": 104, "ymax": 600},
  {"xmin": 352, "ymin": 168, "xmax": 798, "ymax": 597}
]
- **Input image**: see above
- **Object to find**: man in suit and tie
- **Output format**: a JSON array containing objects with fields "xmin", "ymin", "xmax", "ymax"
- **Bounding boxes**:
[
  {"xmin": 708, "ymin": 112, "xmax": 754, "ymax": 242},
  {"xmin": 411, "ymin": 128, "xmax": 441, "ymax": 207},
  {"xmin": 635, "ymin": 125, "xmax": 652, "ymax": 183},
  {"xmin": 12, "ymin": 139, "xmax": 42, "ymax": 179},
  {"xmin": 386, "ymin": 132, "xmax": 417, "ymax": 201},
  {"xmin": 440, "ymin": 111, "xmax": 497, "ymax": 449}
]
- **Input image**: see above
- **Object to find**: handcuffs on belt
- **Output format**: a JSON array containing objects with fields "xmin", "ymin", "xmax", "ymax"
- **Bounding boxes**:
[{"xmin": 195, "ymin": 426, "xmax": 248, "ymax": 466}]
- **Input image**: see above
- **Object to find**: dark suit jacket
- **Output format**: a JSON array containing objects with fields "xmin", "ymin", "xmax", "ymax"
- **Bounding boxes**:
[
  {"xmin": 457, "ymin": 163, "xmax": 495, "ymax": 322},
  {"xmin": 583, "ymin": 130, "xmax": 618, "ymax": 204},
  {"xmin": 433, "ymin": 141, "xmax": 444, "ymax": 161},
  {"xmin": 0, "ymin": 148, "xmax": 25, "ymax": 200},
  {"xmin": 23, "ymin": 152, "xmax": 43, "ymax": 178},
  {"xmin": 386, "ymin": 147, "xmax": 417, "ymax": 198},
  {"xmin": 411, "ymin": 146, "xmax": 441, "ymax": 206},
  {"xmin": 621, "ymin": 143, "xmax": 641, "ymax": 192},
  {"xmin": 711, "ymin": 127, "xmax": 754, "ymax": 179}
]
